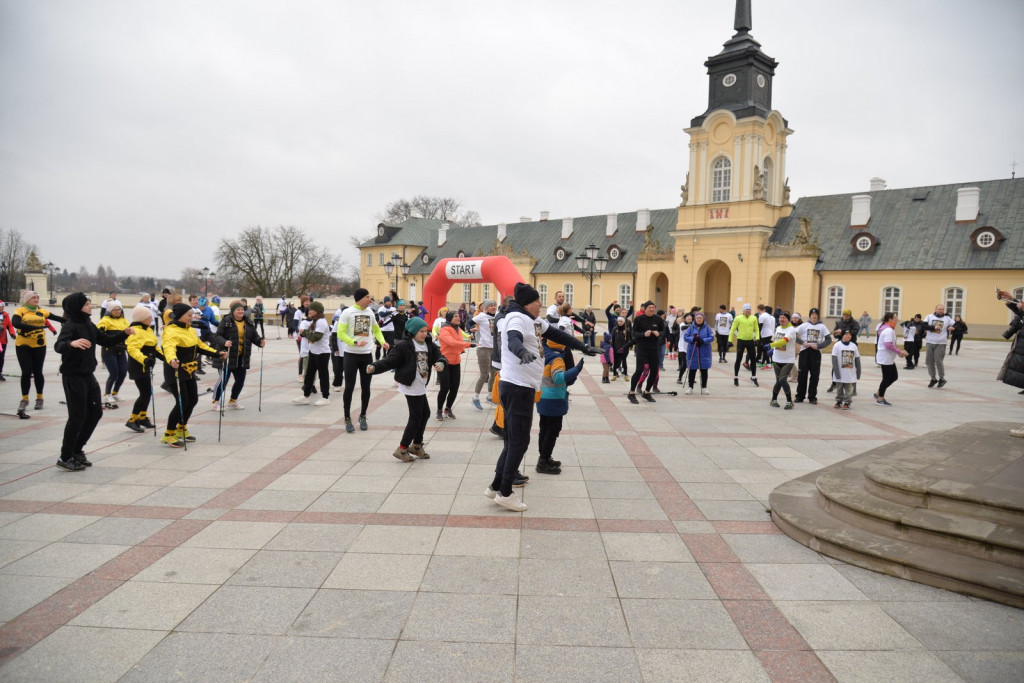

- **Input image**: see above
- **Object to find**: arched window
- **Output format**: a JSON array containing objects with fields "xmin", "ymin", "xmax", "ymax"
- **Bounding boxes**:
[
  {"xmin": 762, "ymin": 157, "xmax": 774, "ymax": 203},
  {"xmin": 882, "ymin": 286, "xmax": 901, "ymax": 319},
  {"xmin": 712, "ymin": 157, "xmax": 731, "ymax": 203},
  {"xmin": 563, "ymin": 284, "xmax": 574, "ymax": 307},
  {"xmin": 944, "ymin": 287, "xmax": 965, "ymax": 318},
  {"xmin": 618, "ymin": 284, "xmax": 631, "ymax": 309},
  {"xmin": 826, "ymin": 286, "xmax": 845, "ymax": 318},
  {"xmin": 539, "ymin": 284, "xmax": 548, "ymax": 307}
]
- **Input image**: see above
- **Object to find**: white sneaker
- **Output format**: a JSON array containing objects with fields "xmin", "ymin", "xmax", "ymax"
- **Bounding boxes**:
[
  {"xmin": 314, "ymin": 397, "xmax": 330, "ymax": 406},
  {"xmin": 684, "ymin": 388, "xmax": 693, "ymax": 395},
  {"xmin": 292, "ymin": 396, "xmax": 310, "ymax": 405},
  {"xmin": 211, "ymin": 401, "xmax": 219, "ymax": 409},
  {"xmin": 103, "ymin": 394, "xmax": 113, "ymax": 403},
  {"xmin": 484, "ymin": 486, "xmax": 497, "ymax": 499},
  {"xmin": 228, "ymin": 401, "xmax": 244, "ymax": 410},
  {"xmin": 109, "ymin": 394, "xmax": 120, "ymax": 402},
  {"xmin": 1011, "ymin": 425, "xmax": 1024, "ymax": 439},
  {"xmin": 701, "ymin": 388, "xmax": 710, "ymax": 396},
  {"xmin": 494, "ymin": 491, "xmax": 527, "ymax": 511}
]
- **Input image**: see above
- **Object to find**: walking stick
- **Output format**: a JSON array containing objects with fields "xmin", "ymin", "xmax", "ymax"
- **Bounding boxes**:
[
  {"xmin": 149, "ymin": 364, "xmax": 157, "ymax": 438},
  {"xmin": 218, "ymin": 360, "xmax": 227, "ymax": 443},
  {"xmin": 258, "ymin": 346, "xmax": 264, "ymax": 412},
  {"xmin": 174, "ymin": 369, "xmax": 188, "ymax": 452}
]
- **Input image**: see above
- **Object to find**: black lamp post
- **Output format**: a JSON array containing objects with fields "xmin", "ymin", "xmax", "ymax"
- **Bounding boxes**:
[
  {"xmin": 45, "ymin": 262, "xmax": 57, "ymax": 305},
  {"xmin": 574, "ymin": 244, "xmax": 608, "ymax": 307},
  {"xmin": 0, "ymin": 261, "xmax": 8, "ymax": 303},
  {"xmin": 202, "ymin": 267, "xmax": 215, "ymax": 299},
  {"xmin": 383, "ymin": 252, "xmax": 410, "ymax": 299}
]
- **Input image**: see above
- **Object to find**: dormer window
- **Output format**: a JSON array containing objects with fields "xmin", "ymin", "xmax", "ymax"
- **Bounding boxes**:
[
  {"xmin": 851, "ymin": 231, "xmax": 878, "ymax": 254},
  {"xmin": 970, "ymin": 226, "xmax": 1002, "ymax": 250}
]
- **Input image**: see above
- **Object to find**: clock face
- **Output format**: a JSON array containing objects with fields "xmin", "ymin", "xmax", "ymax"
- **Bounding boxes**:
[
  {"xmin": 378, "ymin": 226, "xmax": 385, "ymax": 236},
  {"xmin": 722, "ymin": 74, "xmax": 737, "ymax": 87},
  {"xmin": 757, "ymin": 74, "xmax": 766, "ymax": 88}
]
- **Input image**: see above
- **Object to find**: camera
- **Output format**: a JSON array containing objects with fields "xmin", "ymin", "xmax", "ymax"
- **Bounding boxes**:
[{"xmin": 1004, "ymin": 315, "xmax": 1024, "ymax": 340}]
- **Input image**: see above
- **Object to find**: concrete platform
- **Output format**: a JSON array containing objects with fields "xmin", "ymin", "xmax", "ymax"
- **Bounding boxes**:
[{"xmin": 0, "ymin": 331, "xmax": 1023, "ymax": 681}]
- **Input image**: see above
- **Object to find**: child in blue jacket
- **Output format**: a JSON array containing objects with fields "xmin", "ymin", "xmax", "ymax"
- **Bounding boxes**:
[
  {"xmin": 600, "ymin": 331, "xmax": 613, "ymax": 383},
  {"xmin": 536, "ymin": 338, "xmax": 584, "ymax": 475}
]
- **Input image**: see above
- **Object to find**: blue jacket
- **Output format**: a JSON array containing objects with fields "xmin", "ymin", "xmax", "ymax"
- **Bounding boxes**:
[
  {"xmin": 537, "ymin": 344, "xmax": 583, "ymax": 417},
  {"xmin": 682, "ymin": 322, "xmax": 715, "ymax": 370}
]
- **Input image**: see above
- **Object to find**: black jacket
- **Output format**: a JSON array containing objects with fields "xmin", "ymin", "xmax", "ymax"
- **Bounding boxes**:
[
  {"xmin": 213, "ymin": 315, "xmax": 264, "ymax": 370},
  {"xmin": 370, "ymin": 336, "xmax": 447, "ymax": 387},
  {"xmin": 631, "ymin": 313, "xmax": 665, "ymax": 353},
  {"xmin": 54, "ymin": 293, "xmax": 129, "ymax": 376},
  {"xmin": 612, "ymin": 322, "xmax": 632, "ymax": 353}
]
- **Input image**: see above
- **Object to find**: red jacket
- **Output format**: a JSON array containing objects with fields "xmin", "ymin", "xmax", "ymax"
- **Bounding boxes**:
[{"xmin": 0, "ymin": 311, "xmax": 14, "ymax": 345}]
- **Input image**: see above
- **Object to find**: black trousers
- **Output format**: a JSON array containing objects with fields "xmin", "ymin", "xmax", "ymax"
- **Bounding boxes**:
[
  {"xmin": 254, "ymin": 318, "xmax": 265, "ymax": 337},
  {"xmin": 102, "ymin": 351, "xmax": 128, "ymax": 395},
  {"xmin": 878, "ymin": 364, "xmax": 899, "ymax": 397},
  {"xmin": 437, "ymin": 363, "xmax": 462, "ymax": 412},
  {"xmin": 688, "ymin": 368, "xmax": 708, "ymax": 388},
  {"xmin": 491, "ymin": 381, "xmax": 535, "ymax": 496},
  {"xmin": 401, "ymin": 394, "xmax": 430, "ymax": 447},
  {"xmin": 131, "ymin": 371, "xmax": 153, "ymax": 417},
  {"xmin": 303, "ymin": 353, "xmax": 330, "ymax": 398},
  {"xmin": 164, "ymin": 365, "xmax": 199, "ymax": 430},
  {"xmin": 332, "ymin": 355, "xmax": 344, "ymax": 387},
  {"xmin": 376, "ymin": 331, "xmax": 395, "ymax": 360},
  {"xmin": 630, "ymin": 348, "xmax": 659, "ymax": 393},
  {"xmin": 795, "ymin": 349, "xmax": 821, "ymax": 401},
  {"xmin": 758, "ymin": 336, "xmax": 772, "ymax": 363},
  {"xmin": 716, "ymin": 333, "xmax": 729, "ymax": 359},
  {"xmin": 61, "ymin": 373, "xmax": 102, "ymax": 457},
  {"xmin": 538, "ymin": 414, "xmax": 563, "ymax": 460},
  {"xmin": 734, "ymin": 339, "xmax": 758, "ymax": 377},
  {"xmin": 613, "ymin": 350, "xmax": 628, "ymax": 375},
  {"xmin": 213, "ymin": 366, "xmax": 249, "ymax": 402},
  {"xmin": 907, "ymin": 340, "xmax": 921, "ymax": 367},
  {"xmin": 949, "ymin": 334, "xmax": 963, "ymax": 353},
  {"xmin": 17, "ymin": 345, "xmax": 46, "ymax": 396},
  {"xmin": 342, "ymin": 353, "xmax": 373, "ymax": 418},
  {"xmin": 772, "ymin": 362, "xmax": 794, "ymax": 401},
  {"xmin": 677, "ymin": 352, "xmax": 689, "ymax": 380},
  {"xmin": 0, "ymin": 341, "xmax": 8, "ymax": 376}
]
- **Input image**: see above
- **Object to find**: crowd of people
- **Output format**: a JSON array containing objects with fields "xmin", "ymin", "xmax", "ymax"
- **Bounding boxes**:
[{"xmin": 3, "ymin": 281, "xmax": 1020, "ymax": 484}]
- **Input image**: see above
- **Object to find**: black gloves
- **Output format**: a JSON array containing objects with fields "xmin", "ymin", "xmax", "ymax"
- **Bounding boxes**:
[
  {"xmin": 694, "ymin": 338, "xmax": 702, "ymax": 347},
  {"xmin": 516, "ymin": 348, "xmax": 537, "ymax": 364},
  {"xmin": 581, "ymin": 345, "xmax": 598, "ymax": 356}
]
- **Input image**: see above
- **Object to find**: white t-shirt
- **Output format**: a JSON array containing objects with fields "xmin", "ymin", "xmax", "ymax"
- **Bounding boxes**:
[
  {"xmin": 398, "ymin": 340, "xmax": 430, "ymax": 397},
  {"xmin": 771, "ymin": 325, "xmax": 797, "ymax": 363},
  {"xmin": 923, "ymin": 314, "xmax": 954, "ymax": 345},
  {"xmin": 715, "ymin": 312, "xmax": 733, "ymax": 336},
  {"xmin": 759, "ymin": 312, "xmax": 776, "ymax": 337},
  {"xmin": 832, "ymin": 341, "xmax": 860, "ymax": 384},
  {"xmin": 277, "ymin": 298, "xmax": 288, "ymax": 314},
  {"xmin": 876, "ymin": 325, "xmax": 898, "ymax": 365},
  {"xmin": 473, "ymin": 313, "xmax": 494, "ymax": 348},
  {"xmin": 297, "ymin": 320, "xmax": 310, "ymax": 357},
  {"xmin": 305, "ymin": 318, "xmax": 331, "ymax": 355},
  {"xmin": 546, "ymin": 303, "xmax": 560, "ymax": 320},
  {"xmin": 500, "ymin": 309, "xmax": 549, "ymax": 390},
  {"xmin": 904, "ymin": 322, "xmax": 917, "ymax": 343},
  {"xmin": 797, "ymin": 322, "xmax": 831, "ymax": 349},
  {"xmin": 377, "ymin": 305, "xmax": 397, "ymax": 332},
  {"xmin": 338, "ymin": 305, "xmax": 378, "ymax": 355},
  {"xmin": 293, "ymin": 308, "xmax": 305, "ymax": 328}
]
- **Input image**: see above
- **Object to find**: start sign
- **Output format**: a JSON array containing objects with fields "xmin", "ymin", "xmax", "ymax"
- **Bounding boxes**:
[{"xmin": 445, "ymin": 259, "xmax": 484, "ymax": 280}]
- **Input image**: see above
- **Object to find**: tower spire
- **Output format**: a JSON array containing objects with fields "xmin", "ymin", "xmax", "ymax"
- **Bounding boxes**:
[{"xmin": 734, "ymin": 0, "xmax": 752, "ymax": 35}]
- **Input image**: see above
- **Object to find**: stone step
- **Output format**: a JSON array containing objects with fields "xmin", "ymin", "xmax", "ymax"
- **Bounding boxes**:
[
  {"xmin": 771, "ymin": 477, "xmax": 1024, "ymax": 608},
  {"xmin": 816, "ymin": 468, "xmax": 1024, "ymax": 569}
]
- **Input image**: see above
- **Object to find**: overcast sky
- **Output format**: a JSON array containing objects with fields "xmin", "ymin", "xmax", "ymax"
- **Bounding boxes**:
[{"xmin": 2, "ymin": 0, "xmax": 1022, "ymax": 280}]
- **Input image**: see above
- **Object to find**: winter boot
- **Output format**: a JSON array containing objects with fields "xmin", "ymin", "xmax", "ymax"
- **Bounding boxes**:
[
  {"xmin": 408, "ymin": 443, "xmax": 430, "ymax": 459},
  {"xmin": 535, "ymin": 457, "xmax": 561, "ymax": 475}
]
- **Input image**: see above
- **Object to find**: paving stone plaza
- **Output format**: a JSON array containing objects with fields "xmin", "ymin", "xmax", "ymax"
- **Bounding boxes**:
[{"xmin": 0, "ymin": 331, "xmax": 1021, "ymax": 681}]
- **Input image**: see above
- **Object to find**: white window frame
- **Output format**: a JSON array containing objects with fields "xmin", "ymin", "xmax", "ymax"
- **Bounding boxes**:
[
  {"xmin": 408, "ymin": 282, "xmax": 416, "ymax": 303},
  {"xmin": 563, "ymin": 284, "xmax": 574, "ymax": 307},
  {"xmin": 881, "ymin": 285, "xmax": 901, "ymax": 319},
  {"xmin": 482, "ymin": 283, "xmax": 490, "ymax": 302},
  {"xmin": 976, "ymin": 231, "xmax": 996, "ymax": 248},
  {"xmin": 762, "ymin": 156, "xmax": 773, "ymax": 203},
  {"xmin": 943, "ymin": 286, "xmax": 965, "ymax": 319},
  {"xmin": 462, "ymin": 284, "xmax": 472, "ymax": 303},
  {"xmin": 618, "ymin": 284, "xmax": 631, "ymax": 310},
  {"xmin": 826, "ymin": 285, "xmax": 845, "ymax": 318},
  {"xmin": 855, "ymin": 236, "xmax": 872, "ymax": 252},
  {"xmin": 711, "ymin": 156, "xmax": 732, "ymax": 203},
  {"xmin": 366, "ymin": 252, "xmax": 373, "ymax": 267},
  {"xmin": 538, "ymin": 284, "xmax": 548, "ymax": 308},
  {"xmin": 378, "ymin": 252, "xmax": 384, "ymax": 266}
]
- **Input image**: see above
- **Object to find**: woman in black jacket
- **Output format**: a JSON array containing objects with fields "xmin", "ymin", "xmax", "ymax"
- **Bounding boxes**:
[
  {"xmin": 54, "ymin": 292, "xmax": 134, "ymax": 471},
  {"xmin": 212, "ymin": 301, "xmax": 265, "ymax": 410},
  {"xmin": 367, "ymin": 317, "xmax": 447, "ymax": 462},
  {"xmin": 949, "ymin": 315, "xmax": 968, "ymax": 355}
]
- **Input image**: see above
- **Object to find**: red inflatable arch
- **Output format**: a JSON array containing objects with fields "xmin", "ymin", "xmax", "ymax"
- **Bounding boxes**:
[{"xmin": 422, "ymin": 256, "xmax": 524, "ymax": 319}]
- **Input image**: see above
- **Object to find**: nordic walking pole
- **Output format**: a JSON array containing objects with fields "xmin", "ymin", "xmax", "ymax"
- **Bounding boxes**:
[
  {"xmin": 258, "ymin": 345, "xmax": 264, "ymax": 412},
  {"xmin": 149, "ymin": 364, "xmax": 157, "ymax": 438},
  {"xmin": 174, "ymin": 369, "xmax": 188, "ymax": 452},
  {"xmin": 218, "ymin": 361, "xmax": 227, "ymax": 443}
]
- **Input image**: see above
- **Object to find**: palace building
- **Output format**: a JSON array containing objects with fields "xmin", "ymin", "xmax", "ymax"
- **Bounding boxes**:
[{"xmin": 359, "ymin": 1, "xmax": 1023, "ymax": 336}]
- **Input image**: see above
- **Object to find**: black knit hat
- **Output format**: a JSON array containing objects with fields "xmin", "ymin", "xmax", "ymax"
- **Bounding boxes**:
[
  {"xmin": 171, "ymin": 303, "xmax": 192, "ymax": 321},
  {"xmin": 514, "ymin": 282, "xmax": 539, "ymax": 306},
  {"xmin": 353, "ymin": 288, "xmax": 369, "ymax": 302}
]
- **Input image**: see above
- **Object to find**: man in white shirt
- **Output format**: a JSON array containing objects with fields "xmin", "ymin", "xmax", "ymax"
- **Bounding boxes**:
[
  {"xmin": 471, "ymin": 299, "xmax": 497, "ymax": 410},
  {"xmin": 795, "ymin": 307, "xmax": 832, "ymax": 404},
  {"xmin": 376, "ymin": 296, "xmax": 398, "ymax": 361},
  {"xmin": 487, "ymin": 283, "xmax": 595, "ymax": 512},
  {"xmin": 545, "ymin": 290, "xmax": 565, "ymax": 322},
  {"xmin": 924, "ymin": 304, "xmax": 955, "ymax": 388},
  {"xmin": 757, "ymin": 304, "xmax": 776, "ymax": 367},
  {"xmin": 714, "ymin": 304, "xmax": 733, "ymax": 363}
]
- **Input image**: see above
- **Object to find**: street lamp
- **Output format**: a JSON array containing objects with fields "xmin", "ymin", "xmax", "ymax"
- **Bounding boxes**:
[
  {"xmin": 45, "ymin": 262, "xmax": 57, "ymax": 305},
  {"xmin": 202, "ymin": 267, "xmax": 215, "ymax": 299},
  {"xmin": 0, "ymin": 261, "xmax": 8, "ymax": 303},
  {"xmin": 575, "ymin": 244, "xmax": 608, "ymax": 307},
  {"xmin": 383, "ymin": 252, "xmax": 410, "ymax": 299}
]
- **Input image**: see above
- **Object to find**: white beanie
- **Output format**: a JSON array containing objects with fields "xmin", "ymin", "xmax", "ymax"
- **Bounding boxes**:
[{"xmin": 131, "ymin": 304, "xmax": 152, "ymax": 323}]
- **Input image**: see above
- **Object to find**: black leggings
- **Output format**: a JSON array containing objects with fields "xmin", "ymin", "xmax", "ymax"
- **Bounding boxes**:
[
  {"xmin": 878, "ymin": 364, "xmax": 898, "ymax": 398},
  {"xmin": 343, "ymin": 353, "xmax": 373, "ymax": 418},
  {"xmin": 734, "ymin": 339, "xmax": 758, "ymax": 377},
  {"xmin": 0, "ymin": 342, "xmax": 8, "ymax": 377},
  {"xmin": 131, "ymin": 371, "xmax": 153, "ymax": 417},
  {"xmin": 102, "ymin": 351, "xmax": 128, "ymax": 395},
  {"xmin": 303, "ymin": 353, "xmax": 330, "ymax": 399},
  {"xmin": 164, "ymin": 366, "xmax": 199, "ymax": 430},
  {"xmin": 949, "ymin": 335, "xmax": 963, "ymax": 354},
  {"xmin": 61, "ymin": 374, "xmax": 102, "ymax": 457},
  {"xmin": 401, "ymin": 394, "xmax": 430, "ymax": 447},
  {"xmin": 213, "ymin": 366, "xmax": 249, "ymax": 402},
  {"xmin": 437, "ymin": 364, "xmax": 462, "ymax": 412},
  {"xmin": 491, "ymin": 381, "xmax": 535, "ymax": 496},
  {"xmin": 254, "ymin": 318, "xmax": 265, "ymax": 337},
  {"xmin": 677, "ymin": 352, "xmax": 689, "ymax": 380},
  {"xmin": 17, "ymin": 345, "xmax": 46, "ymax": 396},
  {"xmin": 772, "ymin": 362, "xmax": 794, "ymax": 401},
  {"xmin": 630, "ymin": 349, "xmax": 659, "ymax": 393},
  {"xmin": 716, "ymin": 333, "xmax": 729, "ymax": 359},
  {"xmin": 613, "ymin": 350, "xmax": 628, "ymax": 376},
  {"xmin": 688, "ymin": 368, "xmax": 708, "ymax": 388}
]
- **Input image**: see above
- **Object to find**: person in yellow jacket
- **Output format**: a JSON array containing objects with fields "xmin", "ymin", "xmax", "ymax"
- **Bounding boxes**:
[
  {"xmin": 96, "ymin": 302, "xmax": 129, "ymax": 405},
  {"xmin": 124, "ymin": 304, "xmax": 164, "ymax": 433},
  {"xmin": 728, "ymin": 302, "xmax": 761, "ymax": 387},
  {"xmin": 160, "ymin": 303, "xmax": 225, "ymax": 447},
  {"xmin": 12, "ymin": 291, "xmax": 67, "ymax": 414}
]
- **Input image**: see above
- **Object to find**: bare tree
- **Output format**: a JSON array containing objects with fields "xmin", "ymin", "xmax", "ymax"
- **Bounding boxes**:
[
  {"xmin": 215, "ymin": 226, "xmax": 343, "ymax": 297},
  {"xmin": 0, "ymin": 227, "xmax": 39, "ymax": 294},
  {"xmin": 376, "ymin": 195, "xmax": 482, "ymax": 227}
]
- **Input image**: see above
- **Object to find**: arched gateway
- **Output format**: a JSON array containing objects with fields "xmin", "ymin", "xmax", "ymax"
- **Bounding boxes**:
[{"xmin": 422, "ymin": 256, "xmax": 524, "ymax": 319}]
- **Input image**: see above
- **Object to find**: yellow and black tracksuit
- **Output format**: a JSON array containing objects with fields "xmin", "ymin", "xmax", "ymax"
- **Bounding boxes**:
[
  {"xmin": 96, "ymin": 314, "xmax": 129, "ymax": 398},
  {"xmin": 126, "ymin": 322, "xmax": 164, "ymax": 426},
  {"xmin": 12, "ymin": 305, "xmax": 66, "ymax": 402},
  {"xmin": 161, "ymin": 321, "xmax": 219, "ymax": 440}
]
